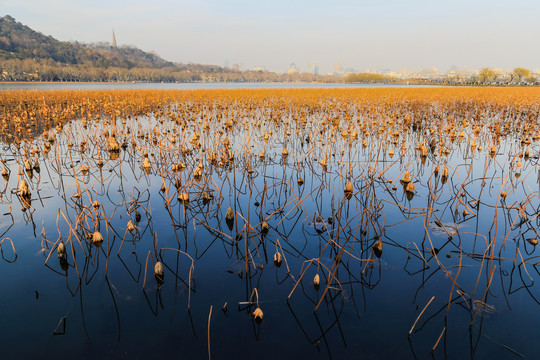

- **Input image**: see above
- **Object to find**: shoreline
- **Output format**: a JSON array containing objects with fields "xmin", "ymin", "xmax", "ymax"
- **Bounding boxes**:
[{"xmin": 0, "ymin": 81, "xmax": 536, "ymax": 88}]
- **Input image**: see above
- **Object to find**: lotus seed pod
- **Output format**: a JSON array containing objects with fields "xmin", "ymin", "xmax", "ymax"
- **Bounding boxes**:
[
  {"xmin": 261, "ymin": 221, "xmax": 270, "ymax": 234},
  {"xmin": 127, "ymin": 220, "xmax": 136, "ymax": 233},
  {"xmin": 19, "ymin": 179, "xmax": 31, "ymax": 198},
  {"xmin": 313, "ymin": 273, "xmax": 320, "ymax": 290},
  {"xmin": 92, "ymin": 231, "xmax": 104, "ymax": 247},
  {"xmin": 178, "ymin": 192, "xmax": 189, "ymax": 204},
  {"xmin": 405, "ymin": 181, "xmax": 415, "ymax": 193},
  {"xmin": 154, "ymin": 261, "xmax": 164, "ymax": 282},
  {"xmin": 225, "ymin": 206, "xmax": 234, "ymax": 222},
  {"xmin": 57, "ymin": 241, "xmax": 66, "ymax": 259},
  {"xmin": 202, "ymin": 191, "xmax": 213, "ymax": 201},
  {"xmin": 441, "ymin": 166, "xmax": 449, "ymax": 178},
  {"xmin": 109, "ymin": 137, "xmax": 120, "ymax": 152},
  {"xmin": 401, "ymin": 171, "xmax": 411, "ymax": 184},
  {"xmin": 344, "ymin": 181, "xmax": 353, "ymax": 194},
  {"xmin": 274, "ymin": 251, "xmax": 282, "ymax": 267},
  {"xmin": 252, "ymin": 307, "xmax": 263, "ymax": 323},
  {"xmin": 142, "ymin": 157, "xmax": 151, "ymax": 169},
  {"xmin": 372, "ymin": 240, "xmax": 383, "ymax": 258},
  {"xmin": 320, "ymin": 154, "xmax": 328, "ymax": 167}
]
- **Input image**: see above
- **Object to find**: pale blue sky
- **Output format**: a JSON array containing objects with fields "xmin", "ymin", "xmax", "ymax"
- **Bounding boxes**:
[{"xmin": 3, "ymin": 0, "xmax": 539, "ymax": 73}]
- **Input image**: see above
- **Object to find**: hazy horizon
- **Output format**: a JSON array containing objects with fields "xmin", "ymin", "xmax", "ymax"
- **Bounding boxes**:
[{"xmin": 3, "ymin": 0, "xmax": 540, "ymax": 74}]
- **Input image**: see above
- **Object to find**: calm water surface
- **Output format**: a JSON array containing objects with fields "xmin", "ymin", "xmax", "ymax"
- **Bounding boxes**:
[
  {"xmin": 0, "ymin": 89, "xmax": 537, "ymax": 360},
  {"xmin": 0, "ymin": 82, "xmax": 433, "ymax": 91}
]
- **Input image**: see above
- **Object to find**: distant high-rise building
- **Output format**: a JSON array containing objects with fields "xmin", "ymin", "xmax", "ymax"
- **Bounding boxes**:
[
  {"xmin": 307, "ymin": 61, "xmax": 318, "ymax": 75},
  {"xmin": 401, "ymin": 66, "xmax": 408, "ymax": 77},
  {"xmin": 288, "ymin": 63, "xmax": 298, "ymax": 74},
  {"xmin": 112, "ymin": 29, "xmax": 117, "ymax": 48},
  {"xmin": 333, "ymin": 62, "xmax": 343, "ymax": 75},
  {"xmin": 224, "ymin": 59, "xmax": 230, "ymax": 69}
]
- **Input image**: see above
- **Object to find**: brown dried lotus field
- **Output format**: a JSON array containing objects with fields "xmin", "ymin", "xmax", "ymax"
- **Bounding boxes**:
[{"xmin": 0, "ymin": 87, "xmax": 540, "ymax": 359}]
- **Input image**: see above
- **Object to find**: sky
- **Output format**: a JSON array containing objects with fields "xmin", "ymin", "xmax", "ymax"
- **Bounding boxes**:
[{"xmin": 3, "ymin": 0, "xmax": 540, "ymax": 74}]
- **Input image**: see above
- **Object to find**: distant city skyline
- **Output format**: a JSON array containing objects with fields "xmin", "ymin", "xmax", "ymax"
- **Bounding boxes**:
[{"xmin": 3, "ymin": 0, "xmax": 540, "ymax": 74}]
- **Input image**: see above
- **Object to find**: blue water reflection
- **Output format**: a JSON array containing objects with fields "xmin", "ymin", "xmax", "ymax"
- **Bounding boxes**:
[
  {"xmin": 0, "ymin": 82, "xmax": 434, "ymax": 91},
  {"xmin": 0, "ymin": 92, "xmax": 538, "ymax": 360}
]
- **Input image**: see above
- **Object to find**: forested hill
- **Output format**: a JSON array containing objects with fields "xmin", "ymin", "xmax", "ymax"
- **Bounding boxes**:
[
  {"xmin": 0, "ymin": 15, "xmax": 172, "ymax": 68},
  {"xmin": 0, "ymin": 15, "xmax": 341, "ymax": 83}
]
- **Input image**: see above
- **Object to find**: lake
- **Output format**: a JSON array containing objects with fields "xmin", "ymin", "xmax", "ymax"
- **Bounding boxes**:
[
  {"xmin": 0, "ymin": 81, "xmax": 432, "ymax": 91},
  {"xmin": 0, "ymin": 87, "xmax": 538, "ymax": 359}
]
